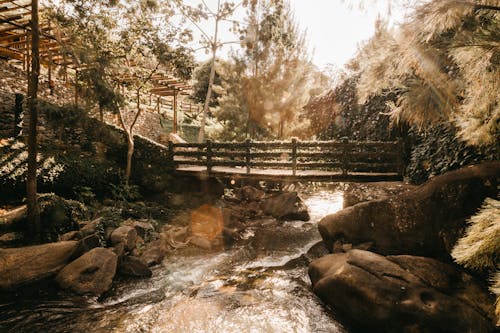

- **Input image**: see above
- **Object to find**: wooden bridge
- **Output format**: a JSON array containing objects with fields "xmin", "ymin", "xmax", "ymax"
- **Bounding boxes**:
[{"xmin": 167, "ymin": 138, "xmax": 404, "ymax": 182}]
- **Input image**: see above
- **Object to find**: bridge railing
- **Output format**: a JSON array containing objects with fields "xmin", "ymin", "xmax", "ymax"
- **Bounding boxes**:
[{"xmin": 168, "ymin": 138, "xmax": 404, "ymax": 176}]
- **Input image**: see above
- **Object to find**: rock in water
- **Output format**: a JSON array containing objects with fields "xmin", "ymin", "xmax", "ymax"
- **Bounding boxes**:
[
  {"xmin": 309, "ymin": 250, "xmax": 495, "ymax": 333},
  {"xmin": 318, "ymin": 162, "xmax": 499, "ymax": 258},
  {"xmin": 110, "ymin": 226, "xmax": 138, "ymax": 251},
  {"xmin": 118, "ymin": 256, "xmax": 152, "ymax": 278},
  {"xmin": 0, "ymin": 241, "xmax": 78, "ymax": 289},
  {"xmin": 56, "ymin": 248, "xmax": 117, "ymax": 295},
  {"xmin": 261, "ymin": 192, "xmax": 310, "ymax": 221}
]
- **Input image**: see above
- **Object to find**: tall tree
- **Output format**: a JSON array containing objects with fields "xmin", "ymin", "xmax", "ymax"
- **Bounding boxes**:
[
  {"xmin": 48, "ymin": 0, "xmax": 194, "ymax": 184},
  {"xmin": 223, "ymin": 0, "xmax": 317, "ymax": 139},
  {"xmin": 175, "ymin": 0, "xmax": 240, "ymax": 142},
  {"xmin": 26, "ymin": 0, "xmax": 41, "ymax": 241},
  {"xmin": 355, "ymin": 0, "xmax": 500, "ymax": 145}
]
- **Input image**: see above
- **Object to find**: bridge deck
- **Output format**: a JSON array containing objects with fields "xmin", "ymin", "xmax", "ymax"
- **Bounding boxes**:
[{"xmin": 175, "ymin": 165, "xmax": 402, "ymax": 182}]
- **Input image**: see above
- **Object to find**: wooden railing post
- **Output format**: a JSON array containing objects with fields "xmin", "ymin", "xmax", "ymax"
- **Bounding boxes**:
[
  {"xmin": 245, "ymin": 138, "xmax": 251, "ymax": 174},
  {"xmin": 168, "ymin": 140, "xmax": 174, "ymax": 170},
  {"xmin": 206, "ymin": 139, "xmax": 212, "ymax": 173},
  {"xmin": 397, "ymin": 138, "xmax": 405, "ymax": 177},
  {"xmin": 342, "ymin": 137, "xmax": 349, "ymax": 175},
  {"xmin": 291, "ymin": 138, "xmax": 297, "ymax": 176}
]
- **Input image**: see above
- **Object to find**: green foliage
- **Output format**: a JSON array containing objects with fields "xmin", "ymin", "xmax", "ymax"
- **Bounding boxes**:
[
  {"xmin": 405, "ymin": 125, "xmax": 498, "ymax": 184},
  {"xmin": 191, "ymin": 60, "xmax": 222, "ymax": 107},
  {"xmin": 452, "ymin": 198, "xmax": 499, "ymax": 271},
  {"xmin": 109, "ymin": 182, "xmax": 142, "ymax": 202},
  {"xmin": 355, "ymin": 1, "xmax": 500, "ymax": 145},
  {"xmin": 73, "ymin": 186, "xmax": 96, "ymax": 205},
  {"xmin": 37, "ymin": 193, "xmax": 88, "ymax": 242}
]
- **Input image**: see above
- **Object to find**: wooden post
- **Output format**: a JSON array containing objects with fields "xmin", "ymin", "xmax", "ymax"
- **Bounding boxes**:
[
  {"xmin": 74, "ymin": 69, "xmax": 78, "ymax": 106},
  {"xmin": 48, "ymin": 48, "xmax": 53, "ymax": 95},
  {"xmin": 168, "ymin": 140, "xmax": 174, "ymax": 170},
  {"xmin": 397, "ymin": 138, "xmax": 405, "ymax": 177},
  {"xmin": 291, "ymin": 138, "xmax": 297, "ymax": 176},
  {"xmin": 245, "ymin": 138, "xmax": 251, "ymax": 174},
  {"xmin": 342, "ymin": 137, "xmax": 349, "ymax": 176},
  {"xmin": 206, "ymin": 139, "xmax": 212, "ymax": 173},
  {"xmin": 26, "ymin": 35, "xmax": 30, "ymax": 81},
  {"xmin": 173, "ymin": 89, "xmax": 178, "ymax": 133}
]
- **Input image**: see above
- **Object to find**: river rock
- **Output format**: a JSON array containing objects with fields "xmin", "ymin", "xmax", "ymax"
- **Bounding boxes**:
[
  {"xmin": 132, "ymin": 221, "xmax": 155, "ymax": 238},
  {"xmin": 261, "ymin": 191, "xmax": 310, "ymax": 221},
  {"xmin": 0, "ymin": 241, "xmax": 78, "ymax": 289},
  {"xmin": 110, "ymin": 226, "xmax": 137, "ymax": 251},
  {"xmin": 308, "ymin": 250, "xmax": 495, "ymax": 333},
  {"xmin": 79, "ymin": 218, "xmax": 102, "ymax": 237},
  {"xmin": 118, "ymin": 256, "xmax": 152, "ymax": 278},
  {"xmin": 318, "ymin": 162, "xmax": 499, "ymax": 258},
  {"xmin": 141, "ymin": 240, "xmax": 165, "ymax": 266},
  {"xmin": 56, "ymin": 248, "xmax": 117, "ymax": 295},
  {"xmin": 59, "ymin": 230, "xmax": 81, "ymax": 241},
  {"xmin": 235, "ymin": 185, "xmax": 265, "ymax": 202}
]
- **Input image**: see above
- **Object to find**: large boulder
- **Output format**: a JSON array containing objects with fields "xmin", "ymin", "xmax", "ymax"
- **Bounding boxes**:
[
  {"xmin": 0, "ymin": 241, "xmax": 79, "ymax": 289},
  {"xmin": 110, "ymin": 226, "xmax": 137, "ymax": 251},
  {"xmin": 319, "ymin": 162, "xmax": 499, "ymax": 258},
  {"xmin": 309, "ymin": 250, "xmax": 495, "ymax": 333},
  {"xmin": 118, "ymin": 255, "xmax": 152, "ymax": 278},
  {"xmin": 261, "ymin": 192, "xmax": 310, "ymax": 221},
  {"xmin": 55, "ymin": 247, "xmax": 117, "ymax": 295}
]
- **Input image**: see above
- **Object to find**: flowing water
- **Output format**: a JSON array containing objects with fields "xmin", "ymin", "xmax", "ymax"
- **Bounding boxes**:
[{"xmin": 0, "ymin": 184, "xmax": 347, "ymax": 333}]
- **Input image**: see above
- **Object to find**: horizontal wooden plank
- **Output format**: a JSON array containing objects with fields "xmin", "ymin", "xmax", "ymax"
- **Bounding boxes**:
[
  {"xmin": 250, "ymin": 161, "xmax": 293, "ymax": 168},
  {"xmin": 212, "ymin": 151, "xmax": 247, "ymax": 158}
]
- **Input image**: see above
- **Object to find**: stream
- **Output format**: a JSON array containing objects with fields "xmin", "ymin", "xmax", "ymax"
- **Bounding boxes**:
[{"xmin": 0, "ymin": 184, "xmax": 347, "ymax": 333}]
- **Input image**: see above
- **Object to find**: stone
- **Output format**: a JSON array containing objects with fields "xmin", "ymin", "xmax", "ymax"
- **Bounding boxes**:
[
  {"xmin": 110, "ymin": 226, "xmax": 137, "ymax": 251},
  {"xmin": 309, "ymin": 250, "xmax": 495, "ymax": 333},
  {"xmin": 132, "ymin": 221, "xmax": 155, "ymax": 238},
  {"xmin": 118, "ymin": 256, "xmax": 152, "ymax": 278},
  {"xmin": 235, "ymin": 186, "xmax": 266, "ymax": 202},
  {"xmin": 74, "ymin": 234, "xmax": 101, "ymax": 257},
  {"xmin": 112, "ymin": 242, "xmax": 126, "ymax": 259},
  {"xmin": 261, "ymin": 192, "xmax": 310, "ymax": 221},
  {"xmin": 141, "ymin": 240, "xmax": 165, "ymax": 266},
  {"xmin": 318, "ymin": 162, "xmax": 499, "ymax": 258},
  {"xmin": 0, "ymin": 241, "xmax": 78, "ymax": 289},
  {"xmin": 80, "ymin": 218, "xmax": 102, "ymax": 237},
  {"xmin": 190, "ymin": 235, "xmax": 212, "ymax": 250},
  {"xmin": 190, "ymin": 204, "xmax": 224, "ymax": 241},
  {"xmin": 59, "ymin": 230, "xmax": 81, "ymax": 241},
  {"xmin": 56, "ymin": 248, "xmax": 117, "ymax": 296}
]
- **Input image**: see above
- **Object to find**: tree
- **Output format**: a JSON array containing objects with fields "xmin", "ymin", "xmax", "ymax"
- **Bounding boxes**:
[
  {"xmin": 355, "ymin": 1, "xmax": 500, "ymax": 145},
  {"xmin": 175, "ymin": 0, "xmax": 240, "ymax": 143},
  {"xmin": 47, "ymin": 0, "xmax": 194, "ymax": 184},
  {"xmin": 218, "ymin": 0, "xmax": 318, "ymax": 139},
  {"xmin": 26, "ymin": 0, "xmax": 41, "ymax": 241},
  {"xmin": 191, "ymin": 60, "xmax": 222, "ymax": 108}
]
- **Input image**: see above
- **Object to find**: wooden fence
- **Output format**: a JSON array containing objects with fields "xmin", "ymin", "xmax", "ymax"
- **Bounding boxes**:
[{"xmin": 168, "ymin": 138, "xmax": 404, "ymax": 176}]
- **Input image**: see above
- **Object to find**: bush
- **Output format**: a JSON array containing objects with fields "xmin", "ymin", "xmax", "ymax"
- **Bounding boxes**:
[{"xmin": 406, "ymin": 125, "xmax": 498, "ymax": 184}]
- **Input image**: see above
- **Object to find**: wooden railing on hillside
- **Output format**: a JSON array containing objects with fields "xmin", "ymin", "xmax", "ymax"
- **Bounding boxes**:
[{"xmin": 168, "ymin": 138, "xmax": 404, "ymax": 177}]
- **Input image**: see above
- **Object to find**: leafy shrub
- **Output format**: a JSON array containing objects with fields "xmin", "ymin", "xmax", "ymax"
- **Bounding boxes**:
[
  {"xmin": 109, "ymin": 182, "xmax": 142, "ymax": 202},
  {"xmin": 406, "ymin": 125, "xmax": 498, "ymax": 184}
]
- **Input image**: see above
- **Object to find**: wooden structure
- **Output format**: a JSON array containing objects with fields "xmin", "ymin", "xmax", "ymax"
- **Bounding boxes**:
[
  {"xmin": 0, "ymin": 0, "xmax": 78, "ymax": 97},
  {"xmin": 149, "ymin": 74, "xmax": 191, "ymax": 133},
  {"xmin": 168, "ymin": 139, "xmax": 404, "ymax": 182}
]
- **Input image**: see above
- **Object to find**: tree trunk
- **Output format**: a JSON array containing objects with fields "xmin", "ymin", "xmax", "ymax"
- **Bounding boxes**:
[
  {"xmin": 198, "ymin": 0, "xmax": 221, "ymax": 143},
  {"xmin": 125, "ymin": 133, "xmax": 134, "ymax": 185},
  {"xmin": 26, "ymin": 0, "xmax": 40, "ymax": 242},
  {"xmin": 99, "ymin": 104, "xmax": 104, "ymax": 122}
]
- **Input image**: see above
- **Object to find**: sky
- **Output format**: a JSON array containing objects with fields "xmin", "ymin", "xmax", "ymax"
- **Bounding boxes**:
[{"xmin": 187, "ymin": 0, "xmax": 402, "ymax": 69}]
